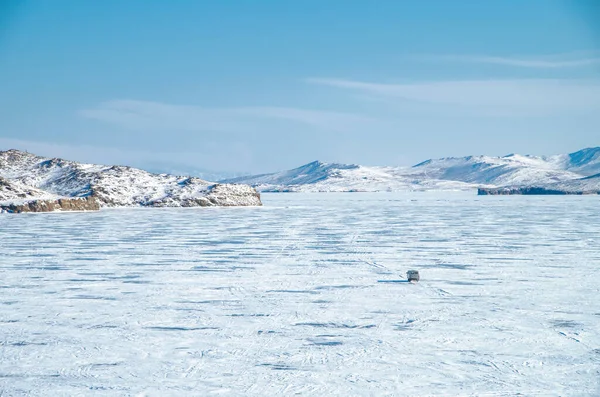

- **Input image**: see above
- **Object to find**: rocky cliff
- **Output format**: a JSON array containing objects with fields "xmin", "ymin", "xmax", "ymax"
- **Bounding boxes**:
[
  {"xmin": 478, "ymin": 187, "xmax": 590, "ymax": 195},
  {"xmin": 0, "ymin": 197, "xmax": 100, "ymax": 213},
  {"xmin": 478, "ymin": 173, "xmax": 600, "ymax": 195}
]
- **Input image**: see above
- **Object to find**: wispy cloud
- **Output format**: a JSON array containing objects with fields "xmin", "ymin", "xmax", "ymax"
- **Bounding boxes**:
[
  {"xmin": 449, "ymin": 55, "xmax": 600, "ymax": 68},
  {"xmin": 307, "ymin": 78, "xmax": 600, "ymax": 116},
  {"xmin": 412, "ymin": 51, "xmax": 600, "ymax": 68},
  {"xmin": 0, "ymin": 137, "xmax": 254, "ymax": 173},
  {"xmin": 81, "ymin": 100, "xmax": 377, "ymax": 133}
]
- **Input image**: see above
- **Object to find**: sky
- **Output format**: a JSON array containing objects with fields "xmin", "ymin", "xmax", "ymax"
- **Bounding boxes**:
[{"xmin": 1, "ymin": 0, "xmax": 599, "ymax": 175}]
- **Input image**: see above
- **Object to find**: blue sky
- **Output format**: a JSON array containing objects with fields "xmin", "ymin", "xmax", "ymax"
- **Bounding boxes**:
[{"xmin": 1, "ymin": 0, "xmax": 599, "ymax": 174}]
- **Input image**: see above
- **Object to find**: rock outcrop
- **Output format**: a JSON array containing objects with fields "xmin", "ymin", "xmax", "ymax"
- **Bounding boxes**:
[
  {"xmin": 478, "ymin": 187, "xmax": 590, "ymax": 195},
  {"xmin": 0, "ymin": 197, "xmax": 100, "ymax": 213},
  {"xmin": 478, "ymin": 173, "xmax": 600, "ymax": 195}
]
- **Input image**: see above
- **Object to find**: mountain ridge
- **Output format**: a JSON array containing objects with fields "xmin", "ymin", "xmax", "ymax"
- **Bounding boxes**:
[{"xmin": 221, "ymin": 147, "xmax": 600, "ymax": 193}]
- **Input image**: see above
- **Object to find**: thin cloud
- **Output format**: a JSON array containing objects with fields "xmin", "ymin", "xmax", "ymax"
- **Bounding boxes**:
[
  {"xmin": 413, "ymin": 51, "xmax": 600, "ymax": 68},
  {"xmin": 81, "ymin": 100, "xmax": 377, "ymax": 133},
  {"xmin": 0, "ymin": 137, "xmax": 254, "ymax": 173},
  {"xmin": 307, "ymin": 78, "xmax": 600, "ymax": 116}
]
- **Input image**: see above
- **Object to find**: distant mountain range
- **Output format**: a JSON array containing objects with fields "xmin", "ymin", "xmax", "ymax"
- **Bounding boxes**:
[
  {"xmin": 140, "ymin": 161, "xmax": 250, "ymax": 183},
  {"xmin": 0, "ymin": 149, "xmax": 261, "ymax": 212},
  {"xmin": 222, "ymin": 147, "xmax": 600, "ymax": 194},
  {"xmin": 2, "ymin": 147, "xmax": 598, "ymax": 212}
]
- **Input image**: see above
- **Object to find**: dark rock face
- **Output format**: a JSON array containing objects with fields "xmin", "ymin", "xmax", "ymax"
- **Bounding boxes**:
[
  {"xmin": 0, "ymin": 197, "xmax": 100, "ymax": 213},
  {"xmin": 478, "ymin": 187, "xmax": 599, "ymax": 195}
]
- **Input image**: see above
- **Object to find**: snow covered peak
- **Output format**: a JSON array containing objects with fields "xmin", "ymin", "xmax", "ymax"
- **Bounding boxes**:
[
  {"xmin": 0, "ymin": 149, "xmax": 46, "ymax": 177},
  {"xmin": 564, "ymin": 147, "xmax": 600, "ymax": 175},
  {"xmin": 223, "ymin": 160, "xmax": 476, "ymax": 192},
  {"xmin": 0, "ymin": 148, "xmax": 38, "ymax": 157},
  {"xmin": 221, "ymin": 160, "xmax": 360, "ymax": 189},
  {"xmin": 538, "ymin": 147, "xmax": 600, "ymax": 177},
  {"xmin": 569, "ymin": 146, "xmax": 600, "ymax": 163}
]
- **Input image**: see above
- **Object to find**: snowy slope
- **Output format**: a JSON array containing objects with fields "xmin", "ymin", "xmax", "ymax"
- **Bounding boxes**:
[
  {"xmin": 224, "ymin": 161, "xmax": 359, "ymax": 187},
  {"xmin": 0, "ymin": 149, "xmax": 262, "ymax": 208},
  {"xmin": 409, "ymin": 153, "xmax": 583, "ymax": 186},
  {"xmin": 541, "ymin": 172, "xmax": 600, "ymax": 193},
  {"xmin": 544, "ymin": 147, "xmax": 600, "ymax": 176},
  {"xmin": 0, "ymin": 176, "xmax": 59, "ymax": 203}
]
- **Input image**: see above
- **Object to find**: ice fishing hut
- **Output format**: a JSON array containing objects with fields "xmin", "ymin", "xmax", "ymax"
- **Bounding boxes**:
[{"xmin": 407, "ymin": 270, "xmax": 419, "ymax": 282}]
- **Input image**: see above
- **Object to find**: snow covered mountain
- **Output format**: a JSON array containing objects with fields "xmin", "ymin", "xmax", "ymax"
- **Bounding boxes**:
[
  {"xmin": 3, "ymin": 146, "xmax": 597, "ymax": 207},
  {"xmin": 222, "ymin": 147, "xmax": 600, "ymax": 193},
  {"xmin": 0, "ymin": 149, "xmax": 262, "ymax": 211},
  {"xmin": 409, "ymin": 153, "xmax": 583, "ymax": 186},
  {"xmin": 479, "ymin": 172, "xmax": 600, "ymax": 195},
  {"xmin": 544, "ymin": 147, "xmax": 600, "ymax": 176},
  {"xmin": 222, "ymin": 161, "xmax": 478, "ymax": 192}
]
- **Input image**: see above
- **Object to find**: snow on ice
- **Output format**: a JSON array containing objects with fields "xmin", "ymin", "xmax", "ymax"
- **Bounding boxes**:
[{"xmin": 0, "ymin": 192, "xmax": 598, "ymax": 396}]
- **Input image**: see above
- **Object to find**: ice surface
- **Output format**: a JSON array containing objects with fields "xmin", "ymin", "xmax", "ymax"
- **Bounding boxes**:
[{"xmin": 0, "ymin": 193, "xmax": 599, "ymax": 396}]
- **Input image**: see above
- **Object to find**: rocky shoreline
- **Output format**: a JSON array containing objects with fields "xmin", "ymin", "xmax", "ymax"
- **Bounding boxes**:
[
  {"xmin": 0, "ymin": 197, "xmax": 101, "ymax": 213},
  {"xmin": 478, "ymin": 187, "xmax": 600, "ymax": 195}
]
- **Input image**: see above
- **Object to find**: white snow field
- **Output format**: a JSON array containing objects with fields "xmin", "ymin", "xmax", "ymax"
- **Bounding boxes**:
[{"xmin": 1, "ymin": 192, "xmax": 599, "ymax": 396}]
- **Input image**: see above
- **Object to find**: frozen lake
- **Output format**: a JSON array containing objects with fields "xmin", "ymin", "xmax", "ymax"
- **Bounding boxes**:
[{"xmin": 1, "ymin": 192, "xmax": 599, "ymax": 396}]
